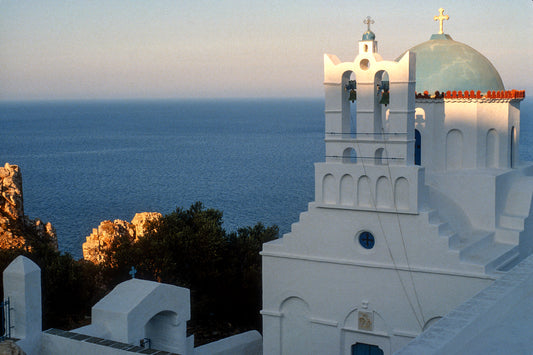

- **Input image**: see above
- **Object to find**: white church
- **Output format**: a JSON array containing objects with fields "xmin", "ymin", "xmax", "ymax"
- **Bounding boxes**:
[
  {"xmin": 261, "ymin": 9, "xmax": 529, "ymax": 355},
  {"xmin": 2, "ymin": 8, "xmax": 532, "ymax": 355}
]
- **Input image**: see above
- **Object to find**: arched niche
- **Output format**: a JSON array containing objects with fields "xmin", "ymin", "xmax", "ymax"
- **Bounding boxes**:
[
  {"xmin": 376, "ymin": 176, "xmax": 392, "ymax": 208},
  {"xmin": 144, "ymin": 310, "xmax": 181, "ymax": 352},
  {"xmin": 343, "ymin": 147, "xmax": 357, "ymax": 164},
  {"xmin": 323, "ymin": 174, "xmax": 337, "ymax": 204},
  {"xmin": 357, "ymin": 176, "xmax": 372, "ymax": 207},
  {"xmin": 375, "ymin": 148, "xmax": 386, "ymax": 165},
  {"xmin": 394, "ymin": 177, "xmax": 409, "ymax": 210},
  {"xmin": 340, "ymin": 174, "xmax": 355, "ymax": 206},
  {"xmin": 510, "ymin": 126, "xmax": 516, "ymax": 168},
  {"xmin": 343, "ymin": 308, "xmax": 359, "ymax": 329},
  {"xmin": 280, "ymin": 297, "xmax": 311, "ymax": 355},
  {"xmin": 486, "ymin": 129, "xmax": 498, "ymax": 168},
  {"xmin": 446, "ymin": 129, "xmax": 463, "ymax": 170},
  {"xmin": 342, "ymin": 71, "xmax": 357, "ymax": 137}
]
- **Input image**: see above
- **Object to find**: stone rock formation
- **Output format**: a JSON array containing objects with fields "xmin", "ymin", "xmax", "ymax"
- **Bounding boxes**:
[
  {"xmin": 0, "ymin": 163, "xmax": 57, "ymax": 250},
  {"xmin": 82, "ymin": 212, "xmax": 162, "ymax": 264},
  {"xmin": 0, "ymin": 163, "xmax": 24, "ymax": 220},
  {"xmin": 131, "ymin": 212, "xmax": 162, "ymax": 239}
]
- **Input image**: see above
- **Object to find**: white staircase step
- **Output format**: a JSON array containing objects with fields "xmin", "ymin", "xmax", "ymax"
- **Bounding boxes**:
[
  {"xmin": 459, "ymin": 231, "xmax": 493, "ymax": 255},
  {"xmin": 449, "ymin": 230, "xmax": 489, "ymax": 250},
  {"xmin": 290, "ymin": 222, "xmax": 301, "ymax": 234},
  {"xmin": 461, "ymin": 242, "xmax": 517, "ymax": 272},
  {"xmin": 262, "ymin": 237, "xmax": 284, "ymax": 252},
  {"xmin": 424, "ymin": 209, "xmax": 456, "ymax": 240},
  {"xmin": 499, "ymin": 214, "xmax": 525, "ymax": 231},
  {"xmin": 421, "ymin": 187, "xmax": 525, "ymax": 274},
  {"xmin": 427, "ymin": 209, "xmax": 441, "ymax": 224},
  {"xmin": 290, "ymin": 211, "xmax": 312, "ymax": 233},
  {"xmin": 494, "ymin": 226, "xmax": 521, "ymax": 245},
  {"xmin": 437, "ymin": 223, "xmax": 454, "ymax": 237}
]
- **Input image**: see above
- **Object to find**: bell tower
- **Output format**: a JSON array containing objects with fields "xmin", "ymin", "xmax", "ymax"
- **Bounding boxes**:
[{"xmin": 320, "ymin": 19, "xmax": 421, "ymax": 213}]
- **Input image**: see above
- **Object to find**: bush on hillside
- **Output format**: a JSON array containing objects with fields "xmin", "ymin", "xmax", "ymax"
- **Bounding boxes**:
[
  {"xmin": 0, "ymin": 222, "xmax": 105, "ymax": 329},
  {"xmin": 0, "ymin": 202, "xmax": 278, "ymax": 344},
  {"xmin": 101, "ymin": 202, "xmax": 278, "ymax": 342}
]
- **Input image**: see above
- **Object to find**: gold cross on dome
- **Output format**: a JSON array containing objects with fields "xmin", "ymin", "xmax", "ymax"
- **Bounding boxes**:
[
  {"xmin": 363, "ymin": 16, "xmax": 374, "ymax": 31},
  {"xmin": 434, "ymin": 8, "xmax": 449, "ymax": 34}
]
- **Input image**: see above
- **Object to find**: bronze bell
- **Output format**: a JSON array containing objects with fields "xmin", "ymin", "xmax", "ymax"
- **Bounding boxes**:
[
  {"xmin": 379, "ymin": 90, "xmax": 389, "ymax": 106},
  {"xmin": 349, "ymin": 89, "xmax": 357, "ymax": 103}
]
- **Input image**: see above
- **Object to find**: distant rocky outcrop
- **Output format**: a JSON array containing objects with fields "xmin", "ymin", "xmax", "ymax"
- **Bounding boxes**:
[
  {"xmin": 0, "ymin": 163, "xmax": 57, "ymax": 250},
  {"xmin": 82, "ymin": 212, "xmax": 162, "ymax": 264}
]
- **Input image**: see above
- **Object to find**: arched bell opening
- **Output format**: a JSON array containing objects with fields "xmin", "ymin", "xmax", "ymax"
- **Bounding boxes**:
[
  {"xmin": 374, "ymin": 71, "xmax": 389, "ymax": 134},
  {"xmin": 415, "ymin": 129, "xmax": 421, "ymax": 165},
  {"xmin": 415, "ymin": 107, "xmax": 426, "ymax": 128},
  {"xmin": 342, "ymin": 71, "xmax": 357, "ymax": 138}
]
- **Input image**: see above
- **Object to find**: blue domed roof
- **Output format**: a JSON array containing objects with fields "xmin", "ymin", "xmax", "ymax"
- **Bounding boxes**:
[
  {"xmin": 362, "ymin": 30, "xmax": 375, "ymax": 40},
  {"xmin": 398, "ymin": 34, "xmax": 504, "ymax": 93}
]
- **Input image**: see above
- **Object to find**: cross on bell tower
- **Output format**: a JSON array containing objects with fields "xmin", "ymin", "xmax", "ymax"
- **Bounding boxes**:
[
  {"xmin": 363, "ymin": 16, "xmax": 374, "ymax": 32},
  {"xmin": 434, "ymin": 8, "xmax": 449, "ymax": 34}
]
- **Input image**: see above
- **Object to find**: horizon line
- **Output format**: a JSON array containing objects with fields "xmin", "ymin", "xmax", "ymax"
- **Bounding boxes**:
[{"xmin": 0, "ymin": 96, "xmax": 325, "ymax": 104}]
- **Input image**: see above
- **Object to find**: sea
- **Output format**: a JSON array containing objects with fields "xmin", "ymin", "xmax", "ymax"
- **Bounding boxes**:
[{"xmin": 1, "ymin": 98, "xmax": 533, "ymax": 259}]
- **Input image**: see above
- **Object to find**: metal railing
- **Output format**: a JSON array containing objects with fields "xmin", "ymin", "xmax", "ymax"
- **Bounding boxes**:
[{"xmin": 0, "ymin": 298, "xmax": 11, "ymax": 341}]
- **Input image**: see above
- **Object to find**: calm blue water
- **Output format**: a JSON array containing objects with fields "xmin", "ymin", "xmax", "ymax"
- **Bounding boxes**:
[
  {"xmin": 1, "ymin": 99, "xmax": 324, "ymax": 258},
  {"xmin": 1, "ymin": 98, "xmax": 532, "ymax": 259}
]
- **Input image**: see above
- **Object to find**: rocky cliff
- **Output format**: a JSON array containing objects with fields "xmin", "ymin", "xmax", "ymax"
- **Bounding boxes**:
[
  {"xmin": 82, "ymin": 212, "xmax": 162, "ymax": 264},
  {"xmin": 0, "ymin": 163, "xmax": 57, "ymax": 250}
]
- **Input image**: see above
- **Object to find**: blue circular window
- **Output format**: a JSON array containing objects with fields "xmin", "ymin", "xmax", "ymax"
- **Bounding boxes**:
[{"xmin": 359, "ymin": 231, "xmax": 375, "ymax": 249}]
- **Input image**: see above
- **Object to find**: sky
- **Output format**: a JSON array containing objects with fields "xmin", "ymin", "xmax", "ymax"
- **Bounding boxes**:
[{"xmin": 0, "ymin": 0, "xmax": 531, "ymax": 101}]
